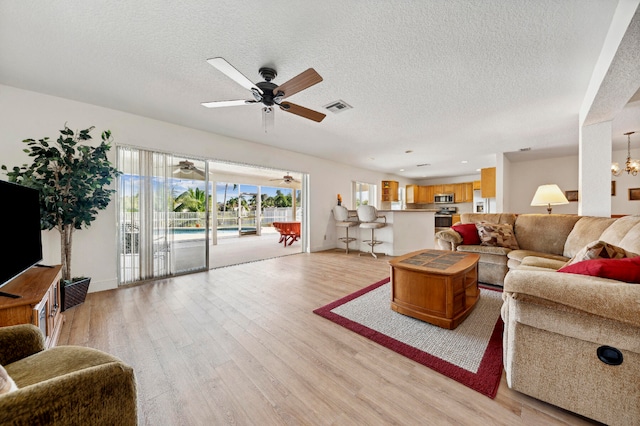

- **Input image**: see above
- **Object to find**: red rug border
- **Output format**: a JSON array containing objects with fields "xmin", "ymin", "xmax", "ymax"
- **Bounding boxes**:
[{"xmin": 313, "ymin": 277, "xmax": 503, "ymax": 399}]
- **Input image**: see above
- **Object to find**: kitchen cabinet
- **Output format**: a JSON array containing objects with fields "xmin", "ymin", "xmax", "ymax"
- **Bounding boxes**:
[
  {"xmin": 442, "ymin": 184, "xmax": 455, "ymax": 194},
  {"xmin": 415, "ymin": 181, "xmax": 476, "ymax": 204},
  {"xmin": 452, "ymin": 214, "xmax": 461, "ymax": 225},
  {"xmin": 417, "ymin": 186, "xmax": 429, "ymax": 203},
  {"xmin": 473, "ymin": 180, "xmax": 481, "ymax": 190},
  {"xmin": 463, "ymin": 182, "xmax": 474, "ymax": 202},
  {"xmin": 452, "ymin": 183, "xmax": 473, "ymax": 203},
  {"xmin": 424, "ymin": 185, "xmax": 435, "ymax": 203},
  {"xmin": 406, "ymin": 185, "xmax": 417, "ymax": 204},
  {"xmin": 481, "ymin": 167, "xmax": 496, "ymax": 198},
  {"xmin": 453, "ymin": 184, "xmax": 464, "ymax": 203},
  {"xmin": 382, "ymin": 180, "xmax": 399, "ymax": 202}
]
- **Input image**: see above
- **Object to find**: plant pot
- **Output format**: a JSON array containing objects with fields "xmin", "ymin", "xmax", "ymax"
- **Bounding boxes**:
[{"xmin": 61, "ymin": 277, "xmax": 91, "ymax": 311}]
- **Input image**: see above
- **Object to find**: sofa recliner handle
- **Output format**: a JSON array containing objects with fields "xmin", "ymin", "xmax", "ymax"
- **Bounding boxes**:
[{"xmin": 597, "ymin": 345, "xmax": 623, "ymax": 366}]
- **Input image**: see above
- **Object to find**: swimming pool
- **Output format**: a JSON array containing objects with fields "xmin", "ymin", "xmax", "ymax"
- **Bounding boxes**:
[{"xmin": 172, "ymin": 227, "xmax": 256, "ymax": 235}]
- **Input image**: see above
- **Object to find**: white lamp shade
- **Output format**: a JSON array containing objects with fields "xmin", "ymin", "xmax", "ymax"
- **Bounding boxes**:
[{"xmin": 530, "ymin": 184, "xmax": 569, "ymax": 206}]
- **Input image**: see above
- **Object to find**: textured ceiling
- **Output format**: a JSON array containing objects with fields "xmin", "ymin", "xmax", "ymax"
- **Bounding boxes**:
[{"xmin": 0, "ymin": 1, "xmax": 636, "ymax": 178}]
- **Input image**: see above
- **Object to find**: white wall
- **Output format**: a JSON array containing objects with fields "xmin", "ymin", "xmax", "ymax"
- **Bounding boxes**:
[
  {"xmin": 505, "ymin": 155, "xmax": 579, "ymax": 214},
  {"xmin": 506, "ymin": 150, "xmax": 640, "ymax": 216},
  {"xmin": 0, "ymin": 85, "xmax": 405, "ymax": 292}
]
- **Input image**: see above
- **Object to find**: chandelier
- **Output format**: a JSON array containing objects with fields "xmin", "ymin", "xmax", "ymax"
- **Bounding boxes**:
[{"xmin": 612, "ymin": 131, "xmax": 640, "ymax": 176}]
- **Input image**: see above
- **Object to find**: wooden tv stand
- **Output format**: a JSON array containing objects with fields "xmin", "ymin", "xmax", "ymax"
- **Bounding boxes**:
[{"xmin": 0, "ymin": 265, "xmax": 64, "ymax": 348}]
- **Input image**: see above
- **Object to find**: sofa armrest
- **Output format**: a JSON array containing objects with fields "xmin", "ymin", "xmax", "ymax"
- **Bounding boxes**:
[
  {"xmin": 504, "ymin": 269, "xmax": 640, "ymax": 327},
  {"xmin": 0, "ymin": 325, "xmax": 45, "ymax": 365},
  {"xmin": 435, "ymin": 229, "xmax": 462, "ymax": 251},
  {"xmin": 0, "ymin": 362, "xmax": 137, "ymax": 425}
]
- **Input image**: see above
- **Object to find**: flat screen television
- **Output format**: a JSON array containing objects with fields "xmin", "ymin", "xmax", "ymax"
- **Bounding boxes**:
[{"xmin": 0, "ymin": 180, "xmax": 43, "ymax": 293}]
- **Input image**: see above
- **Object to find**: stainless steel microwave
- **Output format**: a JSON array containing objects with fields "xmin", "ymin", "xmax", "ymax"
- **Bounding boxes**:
[{"xmin": 434, "ymin": 193, "xmax": 454, "ymax": 203}]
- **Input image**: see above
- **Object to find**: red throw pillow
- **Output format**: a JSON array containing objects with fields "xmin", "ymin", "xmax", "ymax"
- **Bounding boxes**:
[
  {"xmin": 557, "ymin": 257, "xmax": 640, "ymax": 284},
  {"xmin": 451, "ymin": 223, "xmax": 481, "ymax": 245}
]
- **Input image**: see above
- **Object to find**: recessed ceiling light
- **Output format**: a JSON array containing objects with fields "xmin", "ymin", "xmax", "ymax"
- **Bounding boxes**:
[
  {"xmin": 476, "ymin": 168, "xmax": 481, "ymax": 172},
  {"xmin": 399, "ymin": 169, "xmax": 405, "ymax": 172},
  {"xmin": 461, "ymin": 160, "xmax": 468, "ymax": 164}
]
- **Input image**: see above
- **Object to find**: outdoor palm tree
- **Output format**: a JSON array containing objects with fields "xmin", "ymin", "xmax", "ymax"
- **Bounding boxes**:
[
  {"xmin": 221, "ymin": 183, "xmax": 237, "ymax": 213},
  {"xmin": 273, "ymin": 189, "xmax": 292, "ymax": 207},
  {"xmin": 173, "ymin": 187, "xmax": 207, "ymax": 212}
]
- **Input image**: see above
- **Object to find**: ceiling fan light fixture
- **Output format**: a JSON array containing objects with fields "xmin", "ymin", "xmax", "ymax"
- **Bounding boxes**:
[
  {"xmin": 251, "ymin": 88, "xmax": 262, "ymax": 102},
  {"xmin": 262, "ymin": 106, "xmax": 274, "ymax": 133},
  {"xmin": 273, "ymin": 91, "xmax": 285, "ymax": 103}
]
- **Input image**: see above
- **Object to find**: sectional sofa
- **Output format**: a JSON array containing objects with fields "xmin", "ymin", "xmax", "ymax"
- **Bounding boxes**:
[{"xmin": 435, "ymin": 213, "xmax": 640, "ymax": 425}]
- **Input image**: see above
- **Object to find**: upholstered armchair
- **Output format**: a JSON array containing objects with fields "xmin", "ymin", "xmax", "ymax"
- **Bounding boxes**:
[{"xmin": 0, "ymin": 324, "xmax": 137, "ymax": 425}]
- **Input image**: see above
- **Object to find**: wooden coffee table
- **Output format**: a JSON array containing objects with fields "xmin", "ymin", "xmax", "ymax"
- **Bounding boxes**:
[{"xmin": 388, "ymin": 249, "xmax": 480, "ymax": 329}]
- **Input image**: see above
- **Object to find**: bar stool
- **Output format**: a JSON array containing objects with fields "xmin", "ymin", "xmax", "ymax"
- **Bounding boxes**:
[
  {"xmin": 357, "ymin": 205, "xmax": 387, "ymax": 258},
  {"xmin": 333, "ymin": 205, "xmax": 359, "ymax": 254}
]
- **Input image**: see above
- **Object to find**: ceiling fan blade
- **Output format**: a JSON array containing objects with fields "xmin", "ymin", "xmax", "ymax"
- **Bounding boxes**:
[
  {"xmin": 280, "ymin": 102, "xmax": 326, "ymax": 122},
  {"xmin": 193, "ymin": 168, "xmax": 206, "ymax": 177},
  {"xmin": 206, "ymin": 57, "xmax": 263, "ymax": 94},
  {"xmin": 201, "ymin": 99, "xmax": 254, "ymax": 108},
  {"xmin": 273, "ymin": 68, "xmax": 322, "ymax": 99}
]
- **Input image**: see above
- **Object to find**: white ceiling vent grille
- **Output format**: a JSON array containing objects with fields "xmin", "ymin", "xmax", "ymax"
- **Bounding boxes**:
[{"xmin": 324, "ymin": 100, "xmax": 352, "ymax": 114}]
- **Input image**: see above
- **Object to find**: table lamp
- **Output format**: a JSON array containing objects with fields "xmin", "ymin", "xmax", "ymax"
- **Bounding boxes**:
[{"xmin": 530, "ymin": 184, "xmax": 569, "ymax": 214}]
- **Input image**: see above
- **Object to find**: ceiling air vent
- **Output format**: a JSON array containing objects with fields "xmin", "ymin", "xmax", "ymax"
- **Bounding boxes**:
[
  {"xmin": 417, "ymin": 163, "xmax": 431, "ymax": 167},
  {"xmin": 324, "ymin": 100, "xmax": 352, "ymax": 114}
]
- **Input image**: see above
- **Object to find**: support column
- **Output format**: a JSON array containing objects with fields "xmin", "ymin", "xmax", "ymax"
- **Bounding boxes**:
[{"xmin": 579, "ymin": 122, "xmax": 612, "ymax": 217}]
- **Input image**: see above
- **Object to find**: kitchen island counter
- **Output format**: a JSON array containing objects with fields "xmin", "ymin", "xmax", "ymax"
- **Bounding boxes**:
[{"xmin": 340, "ymin": 209, "xmax": 435, "ymax": 256}]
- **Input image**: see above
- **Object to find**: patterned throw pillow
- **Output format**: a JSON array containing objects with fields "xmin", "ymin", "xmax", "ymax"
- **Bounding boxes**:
[
  {"xmin": 565, "ymin": 240, "xmax": 638, "ymax": 266},
  {"xmin": 475, "ymin": 222, "xmax": 519, "ymax": 250}
]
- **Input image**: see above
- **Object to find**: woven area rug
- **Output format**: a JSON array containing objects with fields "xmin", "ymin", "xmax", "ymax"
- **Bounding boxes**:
[{"xmin": 313, "ymin": 278, "xmax": 504, "ymax": 398}]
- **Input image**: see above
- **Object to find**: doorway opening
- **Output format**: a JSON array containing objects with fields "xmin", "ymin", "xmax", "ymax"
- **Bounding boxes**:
[
  {"xmin": 116, "ymin": 146, "xmax": 308, "ymax": 286},
  {"xmin": 210, "ymin": 162, "xmax": 306, "ymax": 269}
]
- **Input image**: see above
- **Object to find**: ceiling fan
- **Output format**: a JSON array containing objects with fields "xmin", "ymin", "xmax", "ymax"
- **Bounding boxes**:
[
  {"xmin": 173, "ymin": 160, "xmax": 205, "ymax": 177},
  {"xmin": 201, "ymin": 57, "xmax": 326, "ymax": 125},
  {"xmin": 270, "ymin": 173, "xmax": 299, "ymax": 185}
]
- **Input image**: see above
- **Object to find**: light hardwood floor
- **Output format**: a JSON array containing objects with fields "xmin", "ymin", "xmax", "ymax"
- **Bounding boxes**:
[{"xmin": 60, "ymin": 251, "xmax": 600, "ymax": 425}]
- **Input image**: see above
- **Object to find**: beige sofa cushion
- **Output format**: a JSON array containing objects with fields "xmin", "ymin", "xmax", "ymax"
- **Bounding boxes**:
[
  {"xmin": 563, "ymin": 216, "xmax": 617, "ymax": 258},
  {"xmin": 457, "ymin": 244, "xmax": 511, "ymax": 263},
  {"xmin": 514, "ymin": 214, "xmax": 581, "ymax": 255},
  {"xmin": 461, "ymin": 213, "xmax": 516, "ymax": 226},
  {"xmin": 599, "ymin": 215, "xmax": 640, "ymax": 253},
  {"xmin": 518, "ymin": 256, "xmax": 568, "ymax": 270}
]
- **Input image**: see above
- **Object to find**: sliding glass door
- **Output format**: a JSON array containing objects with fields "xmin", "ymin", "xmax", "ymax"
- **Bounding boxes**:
[{"xmin": 117, "ymin": 147, "xmax": 211, "ymax": 285}]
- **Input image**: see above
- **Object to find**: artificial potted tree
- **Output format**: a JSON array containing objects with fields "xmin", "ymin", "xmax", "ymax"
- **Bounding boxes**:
[{"xmin": 2, "ymin": 125, "xmax": 120, "ymax": 310}]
